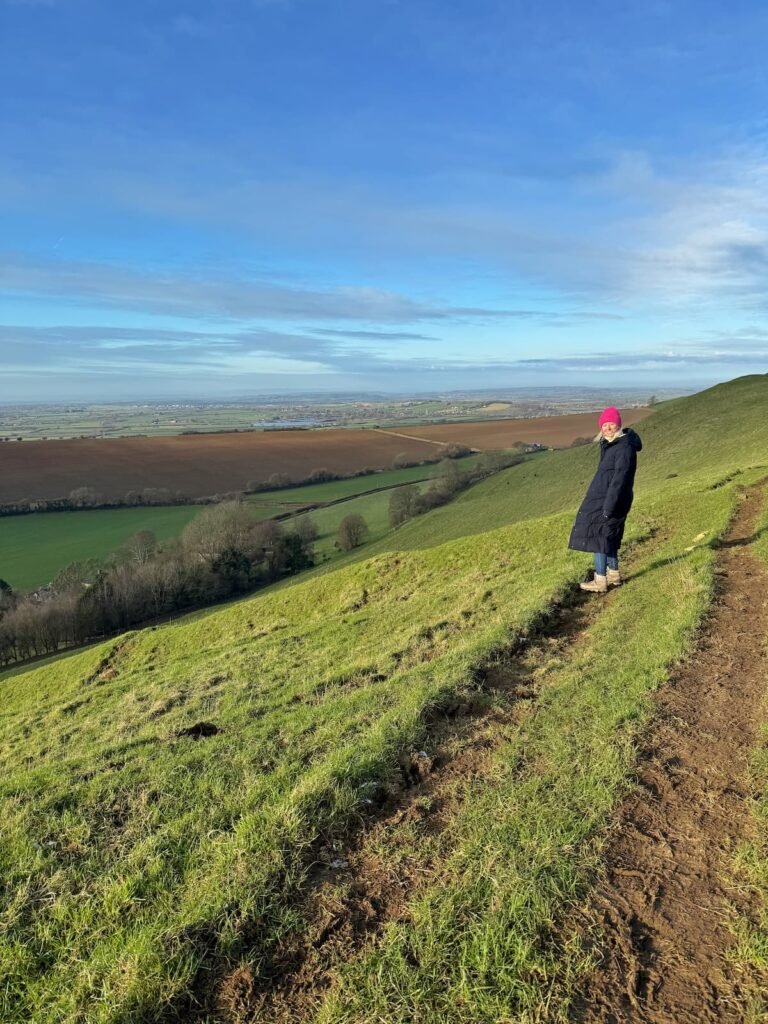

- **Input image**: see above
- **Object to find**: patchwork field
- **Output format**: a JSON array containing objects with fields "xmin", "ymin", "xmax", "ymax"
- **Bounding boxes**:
[
  {"xmin": 0, "ymin": 410, "xmax": 650, "ymax": 504},
  {"xmin": 0, "ymin": 458, "xmax": 489, "ymax": 590},
  {"xmin": 3, "ymin": 379, "xmax": 768, "ymax": 1023}
]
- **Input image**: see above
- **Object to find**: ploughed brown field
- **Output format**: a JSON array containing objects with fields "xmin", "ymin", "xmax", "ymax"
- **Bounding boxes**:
[
  {"xmin": 396, "ymin": 406, "xmax": 653, "ymax": 449},
  {"xmin": 0, "ymin": 408, "xmax": 653, "ymax": 503}
]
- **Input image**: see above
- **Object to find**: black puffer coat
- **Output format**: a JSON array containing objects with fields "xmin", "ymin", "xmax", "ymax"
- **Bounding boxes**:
[{"xmin": 568, "ymin": 429, "xmax": 642, "ymax": 554}]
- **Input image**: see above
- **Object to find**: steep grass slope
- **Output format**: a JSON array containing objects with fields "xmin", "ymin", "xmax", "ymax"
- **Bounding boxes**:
[
  {"xmin": 2, "ymin": 375, "xmax": 768, "ymax": 1023},
  {"xmin": 1, "ymin": 514, "xmax": 592, "ymax": 1022}
]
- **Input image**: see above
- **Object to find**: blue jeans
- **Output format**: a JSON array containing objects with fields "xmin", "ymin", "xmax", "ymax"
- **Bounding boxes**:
[{"xmin": 594, "ymin": 549, "xmax": 618, "ymax": 575}]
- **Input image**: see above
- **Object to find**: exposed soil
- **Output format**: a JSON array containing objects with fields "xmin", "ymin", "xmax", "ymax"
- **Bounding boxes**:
[
  {"xmin": 572, "ymin": 486, "xmax": 768, "ymax": 1024},
  {"xmin": 214, "ymin": 591, "xmax": 606, "ymax": 1024}
]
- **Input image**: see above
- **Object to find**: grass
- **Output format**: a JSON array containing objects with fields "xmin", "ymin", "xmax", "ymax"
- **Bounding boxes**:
[
  {"xmin": 0, "ymin": 512, "xmax": 591, "ymax": 1023},
  {"xmin": 4, "ymin": 375, "xmax": 768, "ymax": 1021},
  {"xmin": 245, "ymin": 455, "xmax": 487, "ymax": 507}
]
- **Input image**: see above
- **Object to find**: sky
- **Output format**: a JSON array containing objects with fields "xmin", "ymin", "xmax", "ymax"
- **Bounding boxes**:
[{"xmin": 2, "ymin": 0, "xmax": 768, "ymax": 401}]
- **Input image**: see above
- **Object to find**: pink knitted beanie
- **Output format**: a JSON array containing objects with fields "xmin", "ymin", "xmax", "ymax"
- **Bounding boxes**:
[{"xmin": 598, "ymin": 406, "xmax": 622, "ymax": 429}]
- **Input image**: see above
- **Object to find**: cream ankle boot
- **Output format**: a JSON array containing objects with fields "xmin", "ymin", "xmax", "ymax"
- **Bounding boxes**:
[
  {"xmin": 580, "ymin": 573, "xmax": 607, "ymax": 594},
  {"xmin": 606, "ymin": 568, "xmax": 622, "ymax": 587}
]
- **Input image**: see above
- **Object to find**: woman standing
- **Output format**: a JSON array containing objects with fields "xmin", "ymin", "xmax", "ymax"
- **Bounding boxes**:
[{"xmin": 569, "ymin": 406, "xmax": 642, "ymax": 593}]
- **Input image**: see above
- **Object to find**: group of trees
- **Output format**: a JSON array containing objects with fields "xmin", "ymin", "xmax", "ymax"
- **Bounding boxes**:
[
  {"xmin": 245, "ymin": 443, "xmax": 472, "ymax": 494},
  {"xmin": 0, "ymin": 503, "xmax": 319, "ymax": 666},
  {"xmin": 388, "ymin": 450, "xmax": 523, "ymax": 529}
]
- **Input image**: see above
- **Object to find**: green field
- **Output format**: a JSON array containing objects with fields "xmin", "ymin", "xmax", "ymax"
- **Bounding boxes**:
[
  {"xmin": 0, "ymin": 505, "xmax": 294, "ymax": 592},
  {"xmin": 245, "ymin": 458, "xmax": 481, "ymax": 506},
  {"xmin": 0, "ymin": 507, "xmax": 202, "ymax": 591},
  {"xmin": 0, "ymin": 455, "xmax": 489, "ymax": 591},
  {"xmin": 2, "ymin": 377, "xmax": 768, "ymax": 1022}
]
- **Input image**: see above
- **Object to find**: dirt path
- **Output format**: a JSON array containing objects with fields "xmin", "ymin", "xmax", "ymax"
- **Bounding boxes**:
[{"xmin": 572, "ymin": 487, "xmax": 768, "ymax": 1024}]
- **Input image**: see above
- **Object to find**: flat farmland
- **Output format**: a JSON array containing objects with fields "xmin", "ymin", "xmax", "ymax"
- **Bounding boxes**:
[
  {"xmin": 0, "ymin": 411, "xmax": 653, "ymax": 504},
  {"xmin": 395, "ymin": 406, "xmax": 653, "ymax": 448},
  {"xmin": 0, "ymin": 429, "xmax": 440, "ymax": 503}
]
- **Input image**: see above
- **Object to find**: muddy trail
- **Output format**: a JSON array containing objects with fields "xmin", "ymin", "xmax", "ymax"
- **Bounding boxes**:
[
  {"xmin": 214, "ymin": 588, "xmax": 607, "ymax": 1023},
  {"xmin": 573, "ymin": 486, "xmax": 768, "ymax": 1024}
]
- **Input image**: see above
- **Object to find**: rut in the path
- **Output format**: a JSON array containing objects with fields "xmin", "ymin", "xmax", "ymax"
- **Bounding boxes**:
[{"xmin": 573, "ymin": 486, "xmax": 768, "ymax": 1024}]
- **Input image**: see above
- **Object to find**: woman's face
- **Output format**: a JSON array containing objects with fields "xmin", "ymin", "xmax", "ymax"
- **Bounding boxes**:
[{"xmin": 601, "ymin": 421, "xmax": 620, "ymax": 440}]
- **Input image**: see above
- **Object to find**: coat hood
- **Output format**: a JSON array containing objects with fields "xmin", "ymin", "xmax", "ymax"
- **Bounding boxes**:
[
  {"xmin": 602, "ymin": 427, "xmax": 642, "ymax": 452},
  {"xmin": 622, "ymin": 427, "xmax": 643, "ymax": 452}
]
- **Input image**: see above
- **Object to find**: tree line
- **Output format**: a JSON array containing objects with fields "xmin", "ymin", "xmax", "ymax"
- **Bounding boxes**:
[{"xmin": 0, "ymin": 503, "xmax": 319, "ymax": 666}]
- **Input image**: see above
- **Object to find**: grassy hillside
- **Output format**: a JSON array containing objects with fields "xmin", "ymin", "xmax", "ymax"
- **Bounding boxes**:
[
  {"xmin": 2, "ymin": 375, "xmax": 768, "ymax": 1023},
  {"xmin": 1, "ymin": 512, "xmax": 590, "ymax": 1022}
]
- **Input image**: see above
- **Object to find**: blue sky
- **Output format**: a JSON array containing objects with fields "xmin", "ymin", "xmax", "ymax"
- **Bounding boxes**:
[{"xmin": 2, "ymin": 0, "xmax": 768, "ymax": 400}]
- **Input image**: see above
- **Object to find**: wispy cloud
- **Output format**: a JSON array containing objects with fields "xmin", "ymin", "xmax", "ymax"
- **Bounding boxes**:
[
  {"xmin": 3, "ymin": 323, "xmax": 766, "ymax": 383},
  {"xmin": 7, "ymin": 141, "xmax": 768, "ymax": 317},
  {"xmin": 0, "ymin": 254, "xmax": 624, "ymax": 325},
  {"xmin": 0, "ymin": 322, "xmax": 429, "ymax": 378},
  {"xmin": 311, "ymin": 328, "xmax": 439, "ymax": 341}
]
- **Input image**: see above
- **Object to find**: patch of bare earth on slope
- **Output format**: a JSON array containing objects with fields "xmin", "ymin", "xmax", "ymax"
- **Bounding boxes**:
[
  {"xmin": 213, "ymin": 589, "xmax": 609, "ymax": 1024},
  {"xmin": 572, "ymin": 486, "xmax": 768, "ymax": 1024}
]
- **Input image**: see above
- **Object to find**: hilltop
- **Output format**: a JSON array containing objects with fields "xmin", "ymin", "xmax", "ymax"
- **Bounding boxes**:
[{"xmin": 2, "ymin": 375, "xmax": 768, "ymax": 1023}]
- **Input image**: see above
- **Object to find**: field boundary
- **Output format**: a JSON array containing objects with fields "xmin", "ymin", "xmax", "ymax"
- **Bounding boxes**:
[{"xmin": 372, "ymin": 427, "xmax": 479, "ymax": 449}]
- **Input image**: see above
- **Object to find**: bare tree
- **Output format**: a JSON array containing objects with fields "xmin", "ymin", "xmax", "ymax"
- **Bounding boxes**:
[
  {"xmin": 182, "ymin": 502, "xmax": 257, "ymax": 564},
  {"xmin": 52, "ymin": 559, "xmax": 103, "ymax": 594},
  {"xmin": 68, "ymin": 486, "xmax": 102, "ymax": 508},
  {"xmin": 125, "ymin": 529, "xmax": 158, "ymax": 565},
  {"xmin": 294, "ymin": 516, "xmax": 319, "ymax": 544},
  {"xmin": 388, "ymin": 485, "xmax": 420, "ymax": 527},
  {"xmin": 434, "ymin": 458, "xmax": 466, "ymax": 496},
  {"xmin": 440, "ymin": 442, "xmax": 472, "ymax": 459},
  {"xmin": 308, "ymin": 467, "xmax": 337, "ymax": 483},
  {"xmin": 336, "ymin": 514, "xmax": 369, "ymax": 552}
]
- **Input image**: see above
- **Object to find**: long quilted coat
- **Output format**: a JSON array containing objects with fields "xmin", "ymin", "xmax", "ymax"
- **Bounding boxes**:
[{"xmin": 568, "ymin": 428, "xmax": 643, "ymax": 554}]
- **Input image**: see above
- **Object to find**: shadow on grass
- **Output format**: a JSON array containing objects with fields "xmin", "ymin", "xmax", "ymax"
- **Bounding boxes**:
[
  {"xmin": 624, "ymin": 524, "xmax": 768, "ymax": 586},
  {"xmin": 712, "ymin": 525, "xmax": 768, "ymax": 549},
  {"xmin": 623, "ymin": 542, "xmax": 709, "ymax": 584}
]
